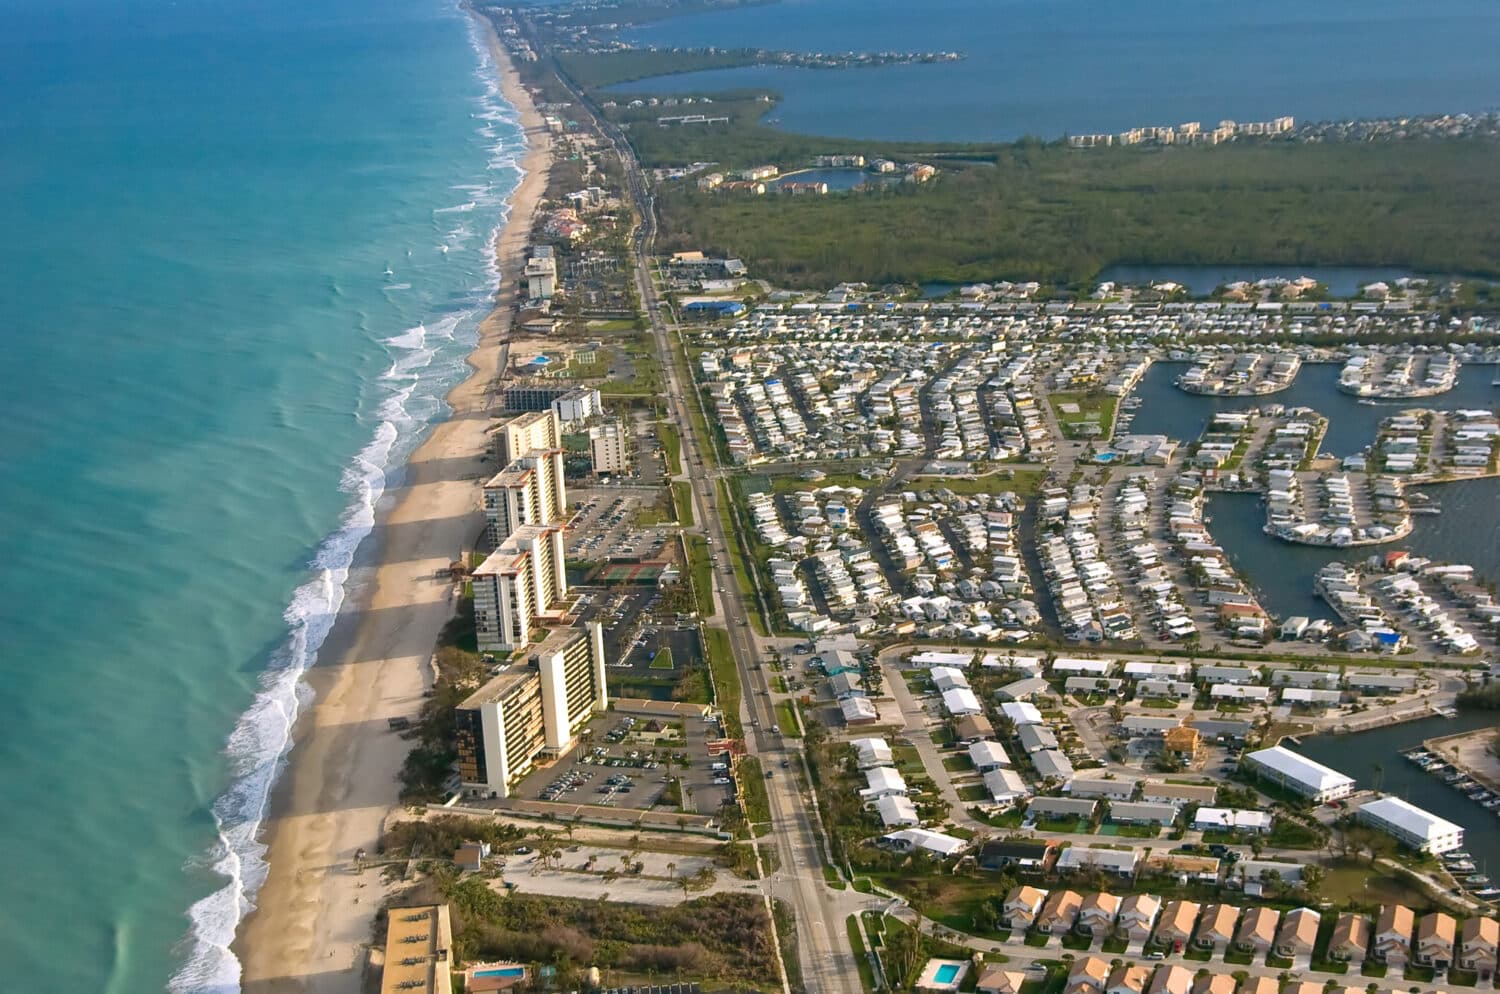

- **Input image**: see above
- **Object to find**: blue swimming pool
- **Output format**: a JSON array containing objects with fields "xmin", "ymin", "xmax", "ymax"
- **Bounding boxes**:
[
  {"xmin": 474, "ymin": 966, "xmax": 527, "ymax": 979},
  {"xmin": 934, "ymin": 964, "xmax": 961, "ymax": 984}
]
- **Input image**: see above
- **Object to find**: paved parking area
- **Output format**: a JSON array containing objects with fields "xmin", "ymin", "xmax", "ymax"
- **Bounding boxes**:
[{"xmin": 509, "ymin": 708, "xmax": 735, "ymax": 816}]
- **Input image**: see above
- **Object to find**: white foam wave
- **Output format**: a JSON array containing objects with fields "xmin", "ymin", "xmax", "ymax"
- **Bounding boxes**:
[
  {"xmin": 168, "ymin": 4, "xmax": 530, "ymax": 991},
  {"xmin": 435, "ymin": 200, "xmax": 477, "ymax": 214}
]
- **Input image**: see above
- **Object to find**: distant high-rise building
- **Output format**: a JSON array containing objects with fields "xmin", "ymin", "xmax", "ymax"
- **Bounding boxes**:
[
  {"xmin": 524, "ymin": 245, "xmax": 556, "ymax": 300},
  {"xmin": 455, "ymin": 621, "xmax": 607, "ymax": 797}
]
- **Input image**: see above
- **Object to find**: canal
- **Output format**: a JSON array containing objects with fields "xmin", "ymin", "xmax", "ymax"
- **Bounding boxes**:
[{"xmin": 1296, "ymin": 710, "xmax": 1500, "ymax": 878}]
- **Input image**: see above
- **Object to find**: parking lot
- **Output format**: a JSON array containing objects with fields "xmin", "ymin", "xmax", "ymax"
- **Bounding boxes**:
[
  {"xmin": 565, "ymin": 487, "xmax": 671, "ymax": 561},
  {"xmin": 511, "ymin": 709, "xmax": 736, "ymax": 816}
]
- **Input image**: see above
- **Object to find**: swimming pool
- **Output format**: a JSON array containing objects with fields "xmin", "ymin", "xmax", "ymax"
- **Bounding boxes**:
[
  {"xmin": 934, "ymin": 964, "xmax": 961, "ymax": 984},
  {"xmin": 473, "ymin": 966, "xmax": 526, "ymax": 979}
]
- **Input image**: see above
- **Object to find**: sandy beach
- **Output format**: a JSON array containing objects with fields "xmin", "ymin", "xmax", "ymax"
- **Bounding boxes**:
[{"xmin": 233, "ymin": 13, "xmax": 550, "ymax": 992}]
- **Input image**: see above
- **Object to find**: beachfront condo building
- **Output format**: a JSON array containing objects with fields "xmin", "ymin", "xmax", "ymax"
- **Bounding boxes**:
[
  {"xmin": 455, "ymin": 621, "xmax": 608, "ymax": 797},
  {"xmin": 472, "ymin": 524, "xmax": 567, "ymax": 652},
  {"xmin": 588, "ymin": 419, "xmax": 630, "ymax": 476},
  {"xmin": 483, "ymin": 450, "xmax": 567, "ymax": 547},
  {"xmin": 524, "ymin": 245, "xmax": 556, "ymax": 300}
]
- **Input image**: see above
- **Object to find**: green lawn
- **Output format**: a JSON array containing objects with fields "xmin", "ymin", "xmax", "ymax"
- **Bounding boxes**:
[
  {"xmin": 649, "ymin": 646, "xmax": 675, "ymax": 670},
  {"xmin": 776, "ymin": 700, "xmax": 801, "ymax": 738},
  {"xmin": 684, "ymin": 532, "xmax": 714, "ymax": 617},
  {"xmin": 847, "ymin": 916, "xmax": 876, "ymax": 994},
  {"xmin": 704, "ymin": 626, "xmax": 742, "ymax": 738},
  {"xmin": 660, "ymin": 422, "xmax": 683, "ymax": 476},
  {"xmin": 957, "ymin": 785, "xmax": 990, "ymax": 802},
  {"xmin": 942, "ymin": 755, "xmax": 975, "ymax": 773},
  {"xmin": 738, "ymin": 756, "xmax": 771, "ymax": 826},
  {"xmin": 672, "ymin": 481, "xmax": 693, "ymax": 526}
]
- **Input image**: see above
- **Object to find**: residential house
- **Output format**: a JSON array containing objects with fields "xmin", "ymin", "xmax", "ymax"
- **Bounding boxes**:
[
  {"xmin": 1147, "ymin": 965, "xmax": 1192, "ymax": 994},
  {"xmin": 1108, "ymin": 801, "xmax": 1178, "ymax": 827},
  {"xmin": 1057, "ymin": 847, "xmax": 1138, "ymax": 877},
  {"xmin": 1116, "ymin": 894, "xmax": 1162, "ymax": 944},
  {"xmin": 1373, "ymin": 904, "xmax": 1415, "ymax": 964},
  {"xmin": 1140, "ymin": 781, "xmax": 1218, "ymax": 807},
  {"xmin": 1415, "ymin": 912, "xmax": 1457, "ymax": 969},
  {"xmin": 1327, "ymin": 913, "xmax": 1370, "ymax": 964},
  {"xmin": 1163, "ymin": 725, "xmax": 1202, "ymax": 762},
  {"xmin": 980, "ymin": 840, "xmax": 1056, "ymax": 872},
  {"xmin": 1002, "ymin": 886, "xmax": 1048, "ymax": 929},
  {"xmin": 1191, "ymin": 977, "xmax": 1234, "ymax": 994},
  {"xmin": 1038, "ymin": 889, "xmax": 1084, "ymax": 933},
  {"xmin": 1153, "ymin": 899, "xmax": 1201, "ymax": 951},
  {"xmin": 1284, "ymin": 983, "xmax": 1323, "ymax": 994},
  {"xmin": 1194, "ymin": 904, "xmax": 1240, "ymax": 952},
  {"xmin": 1238, "ymin": 978, "xmax": 1279, "ymax": 994},
  {"xmin": 1459, "ymin": 916, "xmax": 1499, "ymax": 979},
  {"xmin": 1234, "ymin": 907, "xmax": 1280, "ymax": 954},
  {"xmin": 977, "ymin": 968, "xmax": 1028, "ymax": 994},
  {"xmin": 1079, "ymin": 892, "xmax": 1122, "ymax": 937},
  {"xmin": 1065, "ymin": 957, "xmax": 1111, "ymax": 994},
  {"xmin": 1275, "ymin": 908, "xmax": 1320, "ymax": 959},
  {"xmin": 1105, "ymin": 964, "xmax": 1150, "ymax": 994}
]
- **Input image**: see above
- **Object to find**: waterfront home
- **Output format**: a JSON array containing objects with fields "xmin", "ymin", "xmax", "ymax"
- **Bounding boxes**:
[
  {"xmin": 1154, "ymin": 899, "xmax": 1201, "ymax": 950},
  {"xmin": 1416, "ymin": 912, "xmax": 1457, "ymax": 969},
  {"xmin": 1003, "ymin": 885, "xmax": 1048, "ymax": 929},
  {"xmin": 1276, "ymin": 908, "xmax": 1320, "ymax": 958},
  {"xmin": 1244, "ymin": 745, "xmax": 1355, "ymax": 802},
  {"xmin": 1194, "ymin": 904, "xmax": 1240, "ymax": 952},
  {"xmin": 1147, "ymin": 965, "xmax": 1192, "ymax": 994},
  {"xmin": 1079, "ymin": 892, "xmax": 1122, "ymax": 937},
  {"xmin": 1038, "ymin": 889, "xmax": 1084, "ymax": 933},
  {"xmin": 1117, "ymin": 894, "xmax": 1162, "ymax": 943},
  {"xmin": 978, "ymin": 968, "xmax": 1027, "ymax": 994},
  {"xmin": 1065, "ymin": 957, "xmax": 1111, "ymax": 994},
  {"xmin": 1235, "ymin": 907, "xmax": 1281, "ymax": 953},
  {"xmin": 1357, "ymin": 795, "xmax": 1464, "ymax": 854},
  {"xmin": 1459, "ymin": 916, "xmax": 1499, "ymax": 979},
  {"xmin": 1105, "ymin": 964, "xmax": 1150, "ymax": 994},
  {"xmin": 1328, "ymin": 913, "xmax": 1370, "ymax": 963},
  {"xmin": 1374, "ymin": 904, "xmax": 1415, "ymax": 964},
  {"xmin": 1191, "ymin": 977, "xmax": 1234, "ymax": 994}
]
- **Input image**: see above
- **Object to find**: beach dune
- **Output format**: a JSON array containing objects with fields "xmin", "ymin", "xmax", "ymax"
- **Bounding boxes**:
[{"xmin": 233, "ymin": 16, "xmax": 550, "ymax": 993}]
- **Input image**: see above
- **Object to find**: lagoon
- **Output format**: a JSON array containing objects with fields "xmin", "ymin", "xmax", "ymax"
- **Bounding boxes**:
[{"xmin": 616, "ymin": 0, "xmax": 1500, "ymax": 143}]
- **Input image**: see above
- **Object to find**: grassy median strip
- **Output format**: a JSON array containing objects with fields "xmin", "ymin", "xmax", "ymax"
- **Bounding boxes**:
[
  {"xmin": 847, "ymin": 916, "xmax": 876, "ymax": 994},
  {"xmin": 660, "ymin": 421, "xmax": 682, "ymax": 476},
  {"xmin": 672, "ymin": 480, "xmax": 693, "ymax": 526},
  {"xmin": 776, "ymin": 700, "xmax": 802, "ymax": 738},
  {"xmin": 718, "ymin": 478, "xmax": 769, "ymax": 636},
  {"xmin": 738, "ymin": 755, "xmax": 771, "ymax": 827},
  {"xmin": 703, "ymin": 626, "xmax": 742, "ymax": 739},
  {"xmin": 684, "ymin": 532, "xmax": 713, "ymax": 617}
]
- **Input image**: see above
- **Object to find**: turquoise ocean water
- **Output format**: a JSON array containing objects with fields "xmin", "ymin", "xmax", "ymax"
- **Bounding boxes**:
[{"xmin": 0, "ymin": 0, "xmax": 522, "ymax": 989}]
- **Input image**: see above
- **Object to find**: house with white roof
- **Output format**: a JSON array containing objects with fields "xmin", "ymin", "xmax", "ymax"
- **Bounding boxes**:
[
  {"xmin": 860, "ymin": 766, "xmax": 908, "ymax": 800},
  {"xmin": 943, "ymin": 687, "xmax": 984, "ymax": 715},
  {"xmin": 851, "ymin": 737, "xmax": 893, "ymax": 769},
  {"xmin": 969, "ymin": 739, "xmax": 1011, "ymax": 772},
  {"xmin": 876, "ymin": 793, "xmax": 920, "ymax": 826},
  {"xmin": 1000, "ymin": 701, "xmax": 1043, "ymax": 725}
]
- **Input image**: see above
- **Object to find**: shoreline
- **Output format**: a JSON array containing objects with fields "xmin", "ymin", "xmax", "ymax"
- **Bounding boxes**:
[{"xmin": 231, "ymin": 12, "xmax": 550, "ymax": 992}]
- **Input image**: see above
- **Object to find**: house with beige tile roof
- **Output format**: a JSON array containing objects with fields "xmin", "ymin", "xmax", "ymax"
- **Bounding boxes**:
[
  {"xmin": 1003, "ymin": 886, "xmax": 1048, "ymax": 929},
  {"xmin": 1079, "ymin": 892, "xmax": 1122, "ymax": 937},
  {"xmin": 1105, "ymin": 963, "xmax": 1150, "ymax": 994},
  {"xmin": 1117, "ymin": 894, "xmax": 1161, "ymax": 943},
  {"xmin": 1237, "ymin": 977, "xmax": 1278, "ymax": 994},
  {"xmin": 1146, "ymin": 964, "xmax": 1192, "ymax": 994},
  {"xmin": 1459, "ymin": 916, "xmax": 1499, "ymax": 979},
  {"xmin": 1191, "ymin": 977, "xmax": 1234, "ymax": 994},
  {"xmin": 977, "ymin": 967, "xmax": 1027, "ymax": 994},
  {"xmin": 1038, "ymin": 890, "xmax": 1084, "ymax": 934},
  {"xmin": 1328, "ymin": 913, "xmax": 1369, "ymax": 963},
  {"xmin": 1374, "ymin": 904, "xmax": 1415, "ymax": 964},
  {"xmin": 1284, "ymin": 982, "xmax": 1322, "ymax": 994},
  {"xmin": 1275, "ymin": 908, "xmax": 1320, "ymax": 958},
  {"xmin": 1416, "ymin": 912, "xmax": 1457, "ymax": 969},
  {"xmin": 1066, "ymin": 956, "xmax": 1111, "ymax": 994},
  {"xmin": 1234, "ymin": 906, "xmax": 1280, "ymax": 953},
  {"xmin": 1153, "ymin": 899, "xmax": 1200, "ymax": 950},
  {"xmin": 1193, "ymin": 903, "xmax": 1240, "ymax": 952}
]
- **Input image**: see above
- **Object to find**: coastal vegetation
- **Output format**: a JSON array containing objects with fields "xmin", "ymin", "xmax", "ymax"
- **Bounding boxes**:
[
  {"xmin": 1457, "ymin": 681, "xmax": 1500, "ymax": 709},
  {"xmin": 428, "ymin": 882, "xmax": 783, "ymax": 988},
  {"xmin": 398, "ymin": 606, "xmax": 487, "ymax": 803},
  {"xmin": 654, "ymin": 139, "xmax": 1500, "ymax": 286}
]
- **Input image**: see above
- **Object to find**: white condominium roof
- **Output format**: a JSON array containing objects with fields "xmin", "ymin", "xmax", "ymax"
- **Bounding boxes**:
[
  {"xmin": 1247, "ymin": 745, "xmax": 1354, "ymax": 790},
  {"xmin": 1358, "ymin": 796, "xmax": 1462, "ymax": 842}
]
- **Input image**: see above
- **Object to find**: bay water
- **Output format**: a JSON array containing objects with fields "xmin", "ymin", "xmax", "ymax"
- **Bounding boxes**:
[
  {"xmin": 613, "ymin": 0, "xmax": 1500, "ymax": 142},
  {"xmin": 0, "ymin": 0, "xmax": 522, "ymax": 989}
]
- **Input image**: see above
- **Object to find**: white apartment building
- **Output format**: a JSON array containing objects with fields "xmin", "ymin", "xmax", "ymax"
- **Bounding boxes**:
[
  {"xmin": 472, "ymin": 524, "xmax": 568, "ymax": 651},
  {"xmin": 589, "ymin": 420, "xmax": 631, "ymax": 475}
]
